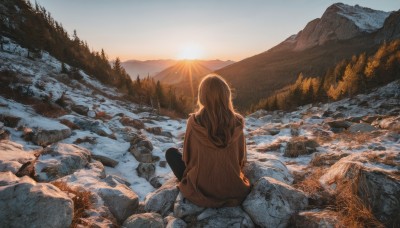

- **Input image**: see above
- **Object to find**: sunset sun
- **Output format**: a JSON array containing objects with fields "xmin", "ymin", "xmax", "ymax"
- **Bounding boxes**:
[{"xmin": 177, "ymin": 43, "xmax": 204, "ymax": 60}]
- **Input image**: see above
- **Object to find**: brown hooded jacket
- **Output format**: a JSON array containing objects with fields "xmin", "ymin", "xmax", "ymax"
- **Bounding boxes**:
[{"xmin": 178, "ymin": 114, "xmax": 251, "ymax": 208}]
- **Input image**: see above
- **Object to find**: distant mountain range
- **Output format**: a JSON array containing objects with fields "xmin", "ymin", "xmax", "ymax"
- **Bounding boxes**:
[
  {"xmin": 121, "ymin": 59, "xmax": 234, "ymax": 79},
  {"xmin": 216, "ymin": 3, "xmax": 400, "ymax": 110}
]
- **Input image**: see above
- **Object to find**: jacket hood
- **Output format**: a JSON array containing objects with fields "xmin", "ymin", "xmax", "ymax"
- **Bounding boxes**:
[{"xmin": 187, "ymin": 114, "xmax": 244, "ymax": 148}]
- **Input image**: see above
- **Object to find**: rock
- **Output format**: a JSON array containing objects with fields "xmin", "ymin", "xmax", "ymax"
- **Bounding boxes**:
[
  {"xmin": 32, "ymin": 128, "xmax": 71, "ymax": 146},
  {"xmin": 0, "ymin": 140, "xmax": 36, "ymax": 173},
  {"xmin": 22, "ymin": 127, "xmax": 34, "ymax": 141},
  {"xmin": 73, "ymin": 118, "xmax": 113, "ymax": 137},
  {"xmin": 159, "ymin": 160, "xmax": 167, "ymax": 168},
  {"xmin": 165, "ymin": 216, "xmax": 187, "ymax": 228},
  {"xmin": 136, "ymin": 162, "xmax": 156, "ymax": 181},
  {"xmin": 123, "ymin": 212, "xmax": 164, "ymax": 228},
  {"xmin": 325, "ymin": 120, "xmax": 352, "ymax": 129},
  {"xmin": 243, "ymin": 159, "xmax": 293, "ymax": 185},
  {"xmin": 15, "ymin": 160, "xmax": 36, "ymax": 178},
  {"xmin": 255, "ymin": 142, "xmax": 281, "ymax": 152},
  {"xmin": 87, "ymin": 110, "xmax": 96, "ymax": 118},
  {"xmin": 120, "ymin": 116, "xmax": 145, "ymax": 129},
  {"xmin": 332, "ymin": 111, "xmax": 345, "ymax": 119},
  {"xmin": 0, "ymin": 172, "xmax": 73, "ymax": 228},
  {"xmin": 104, "ymin": 174, "xmax": 131, "ymax": 187},
  {"xmin": 72, "ymin": 104, "xmax": 89, "ymax": 115},
  {"xmin": 291, "ymin": 209, "xmax": 344, "ymax": 228},
  {"xmin": 310, "ymin": 152, "xmax": 350, "ymax": 167},
  {"xmin": 130, "ymin": 136, "xmax": 154, "ymax": 163},
  {"xmin": 242, "ymin": 177, "xmax": 308, "ymax": 228},
  {"xmin": 0, "ymin": 114, "xmax": 21, "ymax": 127},
  {"xmin": 290, "ymin": 127, "xmax": 300, "ymax": 136},
  {"xmin": 267, "ymin": 128, "xmax": 280, "ymax": 135},
  {"xmin": 284, "ymin": 138, "xmax": 319, "ymax": 157},
  {"xmin": 0, "ymin": 128, "xmax": 10, "ymax": 140},
  {"xmin": 35, "ymin": 143, "xmax": 91, "ymax": 181},
  {"xmin": 147, "ymin": 126, "xmax": 162, "ymax": 135},
  {"xmin": 379, "ymin": 116, "xmax": 400, "ymax": 130},
  {"xmin": 144, "ymin": 178, "xmax": 179, "ymax": 216},
  {"xmin": 92, "ymin": 154, "xmax": 119, "ymax": 167},
  {"xmin": 149, "ymin": 176, "xmax": 162, "ymax": 189},
  {"xmin": 345, "ymin": 116, "xmax": 363, "ymax": 123},
  {"xmin": 174, "ymin": 192, "xmax": 205, "ymax": 219},
  {"xmin": 319, "ymin": 151, "xmax": 400, "ymax": 227},
  {"xmin": 362, "ymin": 115, "xmax": 383, "ymax": 123},
  {"xmin": 348, "ymin": 123, "xmax": 376, "ymax": 133},
  {"xmin": 194, "ymin": 207, "xmax": 254, "ymax": 228}
]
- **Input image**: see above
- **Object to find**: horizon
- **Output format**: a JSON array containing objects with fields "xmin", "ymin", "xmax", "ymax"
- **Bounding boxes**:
[{"xmin": 32, "ymin": 0, "xmax": 400, "ymax": 61}]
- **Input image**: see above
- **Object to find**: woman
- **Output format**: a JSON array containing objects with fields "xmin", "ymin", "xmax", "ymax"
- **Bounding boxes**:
[{"xmin": 165, "ymin": 74, "xmax": 250, "ymax": 208}]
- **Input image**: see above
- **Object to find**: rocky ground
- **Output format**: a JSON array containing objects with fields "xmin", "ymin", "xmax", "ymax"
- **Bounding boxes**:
[{"xmin": 0, "ymin": 37, "xmax": 399, "ymax": 227}]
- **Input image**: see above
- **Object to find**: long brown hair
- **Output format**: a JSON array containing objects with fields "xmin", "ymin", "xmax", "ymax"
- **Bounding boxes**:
[{"xmin": 195, "ymin": 74, "xmax": 243, "ymax": 148}]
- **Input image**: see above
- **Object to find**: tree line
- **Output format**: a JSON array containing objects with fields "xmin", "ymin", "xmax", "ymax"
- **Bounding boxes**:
[
  {"xmin": 251, "ymin": 39, "xmax": 400, "ymax": 112},
  {"xmin": 0, "ymin": 0, "xmax": 191, "ymax": 116}
]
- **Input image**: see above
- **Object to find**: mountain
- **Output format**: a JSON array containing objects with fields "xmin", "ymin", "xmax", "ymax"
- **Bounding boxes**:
[
  {"xmin": 216, "ymin": 3, "xmax": 398, "ymax": 110},
  {"xmin": 121, "ymin": 59, "xmax": 176, "ymax": 78},
  {"xmin": 122, "ymin": 59, "xmax": 234, "ymax": 79}
]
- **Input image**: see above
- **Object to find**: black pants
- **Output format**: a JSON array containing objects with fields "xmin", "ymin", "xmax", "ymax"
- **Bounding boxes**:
[{"xmin": 165, "ymin": 148, "xmax": 186, "ymax": 181}]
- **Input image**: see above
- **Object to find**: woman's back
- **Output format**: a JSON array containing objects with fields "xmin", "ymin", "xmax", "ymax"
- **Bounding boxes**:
[{"xmin": 178, "ymin": 114, "xmax": 250, "ymax": 208}]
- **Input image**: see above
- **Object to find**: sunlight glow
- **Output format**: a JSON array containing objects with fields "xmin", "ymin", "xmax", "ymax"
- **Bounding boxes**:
[{"xmin": 177, "ymin": 43, "xmax": 204, "ymax": 60}]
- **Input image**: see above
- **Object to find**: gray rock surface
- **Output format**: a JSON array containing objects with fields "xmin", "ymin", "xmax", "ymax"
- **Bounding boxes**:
[
  {"xmin": 194, "ymin": 207, "xmax": 254, "ymax": 228},
  {"xmin": 174, "ymin": 193, "xmax": 205, "ymax": 219},
  {"xmin": 123, "ymin": 212, "xmax": 164, "ymax": 228},
  {"xmin": 165, "ymin": 216, "xmax": 187, "ymax": 228},
  {"xmin": 242, "ymin": 177, "xmax": 308, "ymax": 228},
  {"xmin": 243, "ymin": 159, "xmax": 293, "ymax": 185},
  {"xmin": 35, "ymin": 143, "xmax": 91, "ymax": 181},
  {"xmin": 0, "ymin": 172, "xmax": 73, "ymax": 228},
  {"xmin": 348, "ymin": 123, "xmax": 377, "ymax": 133},
  {"xmin": 137, "ymin": 162, "xmax": 156, "ymax": 181},
  {"xmin": 291, "ymin": 209, "xmax": 344, "ymax": 228},
  {"xmin": 92, "ymin": 154, "xmax": 119, "ymax": 167},
  {"xmin": 130, "ymin": 135, "xmax": 154, "ymax": 162},
  {"xmin": 0, "ymin": 140, "xmax": 36, "ymax": 173},
  {"xmin": 145, "ymin": 177, "xmax": 179, "ymax": 216},
  {"xmin": 32, "ymin": 128, "xmax": 71, "ymax": 146}
]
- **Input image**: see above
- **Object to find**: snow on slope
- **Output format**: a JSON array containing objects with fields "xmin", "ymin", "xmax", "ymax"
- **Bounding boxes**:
[{"xmin": 335, "ymin": 3, "xmax": 390, "ymax": 32}]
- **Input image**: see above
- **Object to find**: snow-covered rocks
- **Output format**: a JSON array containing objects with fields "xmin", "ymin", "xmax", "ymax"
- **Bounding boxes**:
[
  {"xmin": 32, "ymin": 127, "xmax": 71, "ymax": 146},
  {"xmin": 348, "ymin": 123, "xmax": 377, "ymax": 133},
  {"xmin": 144, "ymin": 177, "xmax": 179, "ymax": 216},
  {"xmin": 35, "ymin": 143, "xmax": 91, "ymax": 181},
  {"xmin": 243, "ymin": 159, "xmax": 293, "ymax": 185},
  {"xmin": 0, "ymin": 172, "xmax": 73, "ymax": 228},
  {"xmin": 319, "ymin": 151, "xmax": 400, "ymax": 226},
  {"xmin": 120, "ymin": 116, "xmax": 145, "ymax": 129},
  {"xmin": 242, "ymin": 177, "xmax": 308, "ymax": 228},
  {"xmin": 123, "ymin": 212, "xmax": 164, "ymax": 228},
  {"xmin": 0, "ymin": 140, "xmax": 36, "ymax": 173},
  {"xmin": 92, "ymin": 154, "xmax": 119, "ymax": 167}
]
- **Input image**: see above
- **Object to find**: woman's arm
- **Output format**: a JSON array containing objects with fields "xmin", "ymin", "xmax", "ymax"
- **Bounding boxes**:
[
  {"xmin": 182, "ymin": 117, "xmax": 192, "ymax": 166},
  {"xmin": 239, "ymin": 131, "xmax": 247, "ymax": 169}
]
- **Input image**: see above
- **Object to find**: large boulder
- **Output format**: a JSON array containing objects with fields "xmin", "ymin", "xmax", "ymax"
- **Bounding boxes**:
[
  {"xmin": 0, "ymin": 172, "xmax": 73, "ymax": 228},
  {"xmin": 0, "ymin": 140, "xmax": 36, "ymax": 173},
  {"xmin": 58, "ymin": 167, "xmax": 138, "ymax": 223},
  {"xmin": 35, "ymin": 143, "xmax": 91, "ymax": 181},
  {"xmin": 145, "ymin": 177, "xmax": 179, "ymax": 216},
  {"xmin": 319, "ymin": 151, "xmax": 400, "ymax": 227},
  {"xmin": 194, "ymin": 207, "xmax": 254, "ymax": 228},
  {"xmin": 129, "ymin": 135, "xmax": 154, "ymax": 163},
  {"xmin": 123, "ymin": 212, "xmax": 164, "ymax": 228},
  {"xmin": 242, "ymin": 177, "xmax": 308, "ymax": 228},
  {"xmin": 174, "ymin": 193, "xmax": 205, "ymax": 219},
  {"xmin": 243, "ymin": 159, "xmax": 293, "ymax": 185},
  {"xmin": 32, "ymin": 128, "xmax": 71, "ymax": 146}
]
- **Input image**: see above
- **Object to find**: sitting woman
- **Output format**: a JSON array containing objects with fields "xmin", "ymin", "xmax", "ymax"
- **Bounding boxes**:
[{"xmin": 166, "ymin": 74, "xmax": 250, "ymax": 208}]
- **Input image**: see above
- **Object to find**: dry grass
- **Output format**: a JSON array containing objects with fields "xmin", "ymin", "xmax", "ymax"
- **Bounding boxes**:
[
  {"xmin": 33, "ymin": 102, "xmax": 68, "ymax": 118},
  {"xmin": 364, "ymin": 152, "xmax": 399, "ymax": 167},
  {"xmin": 59, "ymin": 119, "xmax": 80, "ymax": 130},
  {"xmin": 294, "ymin": 167, "xmax": 326, "ymax": 196},
  {"xmin": 95, "ymin": 111, "xmax": 112, "ymax": 121},
  {"xmin": 333, "ymin": 175, "xmax": 384, "ymax": 228},
  {"xmin": 332, "ymin": 131, "xmax": 376, "ymax": 144},
  {"xmin": 52, "ymin": 181, "xmax": 93, "ymax": 228}
]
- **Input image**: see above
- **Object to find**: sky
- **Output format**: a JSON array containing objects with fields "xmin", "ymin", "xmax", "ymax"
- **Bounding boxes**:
[{"xmin": 32, "ymin": 0, "xmax": 400, "ymax": 61}]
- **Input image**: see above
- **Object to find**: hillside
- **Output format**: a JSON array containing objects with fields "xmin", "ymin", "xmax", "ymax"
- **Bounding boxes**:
[
  {"xmin": 1, "ymin": 37, "xmax": 399, "ymax": 227},
  {"xmin": 122, "ymin": 59, "xmax": 234, "ymax": 79},
  {"xmin": 216, "ymin": 3, "xmax": 399, "ymax": 110}
]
